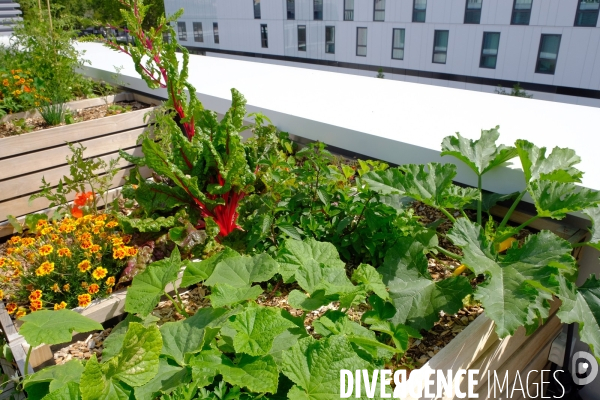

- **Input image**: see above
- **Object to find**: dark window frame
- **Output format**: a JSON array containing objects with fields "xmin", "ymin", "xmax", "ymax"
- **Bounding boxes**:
[
  {"xmin": 535, "ymin": 34, "xmax": 561, "ymax": 75},
  {"xmin": 511, "ymin": 0, "xmax": 532, "ymax": 25},
  {"xmin": 213, "ymin": 22, "xmax": 219, "ymax": 44},
  {"xmin": 391, "ymin": 28, "xmax": 405, "ymax": 60},
  {"xmin": 325, "ymin": 26, "xmax": 335, "ymax": 54},
  {"xmin": 356, "ymin": 27, "xmax": 367, "ymax": 57},
  {"xmin": 413, "ymin": 0, "xmax": 427, "ymax": 22},
  {"xmin": 260, "ymin": 24, "xmax": 268, "ymax": 48},
  {"xmin": 254, "ymin": 0, "xmax": 261, "ymax": 19},
  {"xmin": 574, "ymin": 0, "xmax": 600, "ymax": 27},
  {"xmin": 193, "ymin": 22, "xmax": 203, "ymax": 42},
  {"xmin": 298, "ymin": 25, "xmax": 306, "ymax": 51},
  {"xmin": 177, "ymin": 21, "xmax": 187, "ymax": 41},
  {"xmin": 344, "ymin": 0, "xmax": 354, "ymax": 21},
  {"xmin": 432, "ymin": 30, "xmax": 449, "ymax": 64},
  {"xmin": 287, "ymin": 0, "xmax": 295, "ymax": 20},
  {"xmin": 314, "ymin": 0, "xmax": 323, "ymax": 20},
  {"xmin": 374, "ymin": 0, "xmax": 385, "ymax": 21},
  {"xmin": 479, "ymin": 31, "xmax": 500, "ymax": 69},
  {"xmin": 464, "ymin": 0, "xmax": 482, "ymax": 24}
]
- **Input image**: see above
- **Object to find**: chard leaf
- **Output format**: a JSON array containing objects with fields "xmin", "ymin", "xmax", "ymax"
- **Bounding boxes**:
[
  {"xmin": 118, "ymin": 214, "xmax": 179, "ymax": 233},
  {"xmin": 204, "ymin": 253, "xmax": 279, "ymax": 288},
  {"xmin": 583, "ymin": 205, "xmax": 600, "ymax": 250},
  {"xmin": 448, "ymin": 218, "xmax": 576, "ymax": 337},
  {"xmin": 230, "ymin": 304, "xmax": 297, "ymax": 356},
  {"xmin": 529, "ymin": 180, "xmax": 600, "ymax": 219},
  {"xmin": 516, "ymin": 140, "xmax": 583, "ymax": 184},
  {"xmin": 277, "ymin": 238, "xmax": 346, "ymax": 283},
  {"xmin": 181, "ymin": 247, "xmax": 240, "ymax": 287},
  {"xmin": 125, "ymin": 247, "xmax": 182, "ymax": 316},
  {"xmin": 557, "ymin": 275, "xmax": 600, "ymax": 362},
  {"xmin": 380, "ymin": 235, "xmax": 472, "ymax": 331},
  {"xmin": 209, "ymin": 284, "xmax": 264, "ymax": 307},
  {"xmin": 282, "ymin": 336, "xmax": 375, "ymax": 400},
  {"xmin": 441, "ymin": 127, "xmax": 518, "ymax": 176},
  {"xmin": 351, "ymin": 264, "xmax": 389, "ymax": 300},
  {"xmin": 133, "ymin": 358, "xmax": 190, "ymax": 400},
  {"xmin": 130, "ymin": 179, "xmax": 191, "ymax": 213},
  {"xmin": 219, "ymin": 354, "xmax": 279, "ymax": 393},
  {"xmin": 19, "ymin": 310, "xmax": 103, "ymax": 347},
  {"xmin": 160, "ymin": 307, "xmax": 228, "ymax": 365}
]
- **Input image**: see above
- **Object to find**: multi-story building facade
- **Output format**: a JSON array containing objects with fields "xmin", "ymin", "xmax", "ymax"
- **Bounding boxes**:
[{"xmin": 165, "ymin": 0, "xmax": 600, "ymax": 107}]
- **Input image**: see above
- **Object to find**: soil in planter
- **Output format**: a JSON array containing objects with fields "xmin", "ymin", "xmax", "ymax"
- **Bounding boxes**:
[{"xmin": 0, "ymin": 101, "xmax": 151, "ymax": 138}]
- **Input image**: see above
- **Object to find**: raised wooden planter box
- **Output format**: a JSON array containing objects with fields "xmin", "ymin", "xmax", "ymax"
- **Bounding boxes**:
[{"xmin": 0, "ymin": 92, "xmax": 160, "ymax": 238}]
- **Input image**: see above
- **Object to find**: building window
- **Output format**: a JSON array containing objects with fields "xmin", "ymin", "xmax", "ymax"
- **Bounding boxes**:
[
  {"xmin": 391, "ymin": 28, "xmax": 405, "ymax": 60},
  {"xmin": 374, "ymin": 0, "xmax": 385, "ymax": 21},
  {"xmin": 193, "ymin": 22, "xmax": 203, "ymax": 42},
  {"xmin": 432, "ymin": 30, "xmax": 449, "ymax": 64},
  {"xmin": 213, "ymin": 23, "xmax": 219, "ymax": 44},
  {"xmin": 325, "ymin": 26, "xmax": 335, "ymax": 53},
  {"xmin": 511, "ymin": 0, "xmax": 532, "ymax": 25},
  {"xmin": 413, "ymin": 0, "xmax": 427, "ymax": 22},
  {"xmin": 260, "ymin": 24, "xmax": 268, "ymax": 48},
  {"xmin": 356, "ymin": 27, "xmax": 367, "ymax": 56},
  {"xmin": 575, "ymin": 0, "xmax": 600, "ymax": 27},
  {"xmin": 314, "ymin": 0, "xmax": 323, "ymax": 20},
  {"xmin": 464, "ymin": 0, "xmax": 482, "ymax": 24},
  {"xmin": 344, "ymin": 0, "xmax": 354, "ymax": 21},
  {"xmin": 535, "ymin": 34, "xmax": 561, "ymax": 74},
  {"xmin": 254, "ymin": 0, "xmax": 261, "ymax": 19},
  {"xmin": 480, "ymin": 32, "xmax": 500, "ymax": 68},
  {"xmin": 177, "ymin": 22, "xmax": 187, "ymax": 41},
  {"xmin": 287, "ymin": 0, "xmax": 295, "ymax": 19},
  {"xmin": 298, "ymin": 25, "xmax": 306, "ymax": 51}
]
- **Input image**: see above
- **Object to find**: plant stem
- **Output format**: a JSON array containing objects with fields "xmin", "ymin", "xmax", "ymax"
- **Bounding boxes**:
[
  {"xmin": 498, "ymin": 190, "xmax": 526, "ymax": 231},
  {"xmin": 439, "ymin": 208, "xmax": 457, "ymax": 224},
  {"xmin": 434, "ymin": 246, "xmax": 462, "ymax": 260},
  {"xmin": 496, "ymin": 215, "xmax": 540, "ymax": 243},
  {"xmin": 24, "ymin": 346, "xmax": 33, "ymax": 376},
  {"xmin": 45, "ymin": 0, "xmax": 52, "ymax": 31},
  {"xmin": 164, "ymin": 292, "xmax": 189, "ymax": 318},
  {"xmin": 572, "ymin": 242, "xmax": 588, "ymax": 248},
  {"xmin": 477, "ymin": 175, "xmax": 482, "ymax": 225}
]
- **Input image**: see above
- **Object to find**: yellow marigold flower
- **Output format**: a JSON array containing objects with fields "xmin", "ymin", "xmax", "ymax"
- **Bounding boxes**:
[
  {"xmin": 106, "ymin": 287, "xmax": 113, "ymax": 294},
  {"xmin": 95, "ymin": 214, "xmax": 108, "ymax": 222},
  {"xmin": 21, "ymin": 237, "xmax": 35, "ymax": 247},
  {"xmin": 65, "ymin": 225, "xmax": 76, "ymax": 233},
  {"xmin": 106, "ymin": 276, "xmax": 116, "ymax": 287},
  {"xmin": 126, "ymin": 246, "xmax": 138, "ymax": 257},
  {"xmin": 80, "ymin": 240, "xmax": 93, "ymax": 250},
  {"xmin": 40, "ymin": 226, "xmax": 54, "ymax": 235},
  {"xmin": 78, "ymin": 260, "xmax": 91, "ymax": 273},
  {"xmin": 9, "ymin": 236, "xmax": 21, "ymax": 244},
  {"xmin": 6, "ymin": 303, "xmax": 17, "ymax": 314},
  {"xmin": 92, "ymin": 267, "xmax": 108, "ymax": 280},
  {"xmin": 113, "ymin": 248, "xmax": 126, "ymax": 260},
  {"xmin": 29, "ymin": 290, "xmax": 42, "ymax": 301},
  {"xmin": 30, "ymin": 300, "xmax": 42, "ymax": 312},
  {"xmin": 78, "ymin": 294, "xmax": 91, "ymax": 308},
  {"xmin": 81, "ymin": 282, "xmax": 88, "ymax": 288},
  {"xmin": 88, "ymin": 284, "xmax": 100, "ymax": 294},
  {"xmin": 83, "ymin": 215, "xmax": 93, "ymax": 222},
  {"xmin": 51, "ymin": 234, "xmax": 60, "ymax": 242},
  {"xmin": 36, "ymin": 220, "xmax": 48, "ymax": 229},
  {"xmin": 2, "ymin": 79, "xmax": 8, "ymax": 87},
  {"xmin": 63, "ymin": 283, "xmax": 70, "ymax": 292},
  {"xmin": 81, "ymin": 233, "xmax": 92, "ymax": 241},
  {"xmin": 0, "ymin": 289, "xmax": 3, "ymax": 298},
  {"xmin": 54, "ymin": 301, "xmax": 67, "ymax": 310},
  {"xmin": 0, "ymin": 258, "xmax": 5, "ymax": 268},
  {"xmin": 92, "ymin": 226, "xmax": 102, "ymax": 234},
  {"xmin": 90, "ymin": 244, "xmax": 101, "ymax": 253},
  {"xmin": 122, "ymin": 235, "xmax": 132, "ymax": 244},
  {"xmin": 13, "ymin": 75, "xmax": 20, "ymax": 80},
  {"xmin": 112, "ymin": 237, "xmax": 123, "ymax": 247},
  {"xmin": 15, "ymin": 310, "xmax": 26, "ymax": 319},
  {"xmin": 35, "ymin": 261, "xmax": 54, "ymax": 276},
  {"xmin": 94, "ymin": 220, "xmax": 105, "ymax": 227},
  {"xmin": 39, "ymin": 244, "xmax": 53, "ymax": 256},
  {"xmin": 57, "ymin": 247, "xmax": 72, "ymax": 258},
  {"xmin": 12, "ymin": 268, "xmax": 22, "ymax": 278},
  {"xmin": 6, "ymin": 248, "xmax": 15, "ymax": 256},
  {"xmin": 51, "ymin": 283, "xmax": 60, "ymax": 292},
  {"xmin": 105, "ymin": 221, "xmax": 118, "ymax": 229}
]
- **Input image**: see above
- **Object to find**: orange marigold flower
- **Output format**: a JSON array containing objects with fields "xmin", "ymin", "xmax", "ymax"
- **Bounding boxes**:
[
  {"xmin": 78, "ymin": 260, "xmax": 92, "ymax": 272},
  {"xmin": 36, "ymin": 219, "xmax": 48, "ymax": 229},
  {"xmin": 81, "ymin": 282, "xmax": 88, "ymax": 288},
  {"xmin": 112, "ymin": 237, "xmax": 123, "ymax": 246},
  {"xmin": 0, "ymin": 289, "xmax": 3, "ymax": 298},
  {"xmin": 39, "ymin": 244, "xmax": 53, "ymax": 256},
  {"xmin": 106, "ymin": 287, "xmax": 113, "ymax": 294},
  {"xmin": 81, "ymin": 232, "xmax": 92, "ymax": 241},
  {"xmin": 92, "ymin": 267, "xmax": 108, "ymax": 280},
  {"xmin": 95, "ymin": 214, "xmax": 108, "ymax": 222},
  {"xmin": 30, "ymin": 300, "xmax": 43, "ymax": 312},
  {"xmin": 52, "ymin": 283, "xmax": 60, "ymax": 292},
  {"xmin": 29, "ymin": 290, "xmax": 43, "ymax": 301},
  {"xmin": 40, "ymin": 226, "xmax": 54, "ymax": 235},
  {"xmin": 92, "ymin": 226, "xmax": 102, "ymax": 234},
  {"xmin": 105, "ymin": 221, "xmax": 118, "ymax": 229},
  {"xmin": 113, "ymin": 248, "xmax": 126, "ymax": 260},
  {"xmin": 21, "ymin": 237, "xmax": 35, "ymax": 247},
  {"xmin": 6, "ymin": 248, "xmax": 15, "ymax": 256},
  {"xmin": 15, "ymin": 310, "xmax": 26, "ymax": 319},
  {"xmin": 71, "ymin": 206, "xmax": 83, "ymax": 219},
  {"xmin": 80, "ymin": 240, "xmax": 93, "ymax": 250},
  {"xmin": 23, "ymin": 85, "xmax": 31, "ymax": 93},
  {"xmin": 2, "ymin": 79, "xmax": 8, "ymax": 87},
  {"xmin": 57, "ymin": 247, "xmax": 72, "ymax": 258},
  {"xmin": 54, "ymin": 301, "xmax": 67, "ymax": 310},
  {"xmin": 35, "ymin": 261, "xmax": 54, "ymax": 276},
  {"xmin": 9, "ymin": 236, "xmax": 21, "ymax": 244},
  {"xmin": 5, "ymin": 303, "xmax": 17, "ymax": 314},
  {"xmin": 12, "ymin": 268, "xmax": 22, "ymax": 278},
  {"xmin": 105, "ymin": 276, "xmax": 116, "ymax": 287},
  {"xmin": 63, "ymin": 283, "xmax": 70, "ymax": 292},
  {"xmin": 126, "ymin": 246, "xmax": 138, "ymax": 257},
  {"xmin": 90, "ymin": 244, "xmax": 101, "ymax": 253},
  {"xmin": 0, "ymin": 258, "xmax": 5, "ymax": 268},
  {"xmin": 78, "ymin": 294, "xmax": 91, "ymax": 308},
  {"xmin": 88, "ymin": 284, "xmax": 100, "ymax": 294},
  {"xmin": 74, "ymin": 192, "xmax": 94, "ymax": 206},
  {"xmin": 122, "ymin": 235, "xmax": 132, "ymax": 244}
]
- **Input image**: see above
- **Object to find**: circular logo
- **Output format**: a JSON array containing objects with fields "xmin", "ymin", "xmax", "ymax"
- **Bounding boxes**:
[{"xmin": 571, "ymin": 351, "xmax": 599, "ymax": 385}]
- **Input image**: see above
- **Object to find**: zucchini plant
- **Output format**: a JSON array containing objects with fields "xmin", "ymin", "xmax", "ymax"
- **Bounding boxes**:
[{"xmin": 363, "ymin": 127, "xmax": 600, "ymax": 359}]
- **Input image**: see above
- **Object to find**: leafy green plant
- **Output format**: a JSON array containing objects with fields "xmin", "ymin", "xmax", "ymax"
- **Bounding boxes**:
[
  {"xmin": 38, "ymin": 96, "xmax": 67, "ymax": 126},
  {"xmin": 495, "ymin": 83, "xmax": 533, "ymax": 98}
]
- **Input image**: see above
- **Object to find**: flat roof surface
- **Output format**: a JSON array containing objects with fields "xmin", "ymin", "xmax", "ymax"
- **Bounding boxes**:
[{"xmin": 77, "ymin": 41, "xmax": 600, "ymax": 195}]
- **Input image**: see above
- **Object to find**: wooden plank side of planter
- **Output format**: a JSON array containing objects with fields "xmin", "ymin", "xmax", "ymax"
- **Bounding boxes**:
[
  {"xmin": 0, "ymin": 146, "xmax": 144, "ymax": 201},
  {"xmin": 0, "ymin": 127, "xmax": 145, "ymax": 179},
  {"xmin": 0, "ymin": 107, "xmax": 154, "ymax": 159},
  {"xmin": 0, "ymin": 166, "xmax": 151, "ymax": 223}
]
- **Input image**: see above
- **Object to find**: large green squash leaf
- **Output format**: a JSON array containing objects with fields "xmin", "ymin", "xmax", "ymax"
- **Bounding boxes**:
[
  {"xmin": 557, "ymin": 275, "xmax": 600, "ymax": 362},
  {"xmin": 24, "ymin": 360, "xmax": 84, "ymax": 394},
  {"xmin": 277, "ymin": 238, "xmax": 346, "ymax": 283},
  {"xmin": 209, "ymin": 284, "xmax": 264, "ymax": 307},
  {"xmin": 529, "ymin": 180, "xmax": 600, "ymax": 219},
  {"xmin": 133, "ymin": 358, "xmax": 190, "ymax": 400},
  {"xmin": 181, "ymin": 247, "xmax": 240, "ymax": 287},
  {"xmin": 125, "ymin": 247, "xmax": 182, "ymax": 316},
  {"xmin": 448, "ymin": 218, "xmax": 576, "ymax": 337},
  {"xmin": 80, "ymin": 355, "xmax": 130, "ymax": 400},
  {"xmin": 219, "ymin": 354, "xmax": 279, "ymax": 393},
  {"xmin": 516, "ymin": 140, "xmax": 583, "ymax": 184},
  {"xmin": 42, "ymin": 382, "xmax": 81, "ymax": 400},
  {"xmin": 20, "ymin": 310, "xmax": 103, "ymax": 347},
  {"xmin": 204, "ymin": 253, "xmax": 279, "ymax": 288},
  {"xmin": 351, "ymin": 264, "xmax": 389, "ymax": 300},
  {"xmin": 441, "ymin": 127, "xmax": 517, "ymax": 176},
  {"xmin": 583, "ymin": 205, "xmax": 600, "ymax": 250}
]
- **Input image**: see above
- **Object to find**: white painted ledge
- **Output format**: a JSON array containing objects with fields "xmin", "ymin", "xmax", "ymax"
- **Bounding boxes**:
[{"xmin": 75, "ymin": 41, "xmax": 600, "ymax": 196}]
